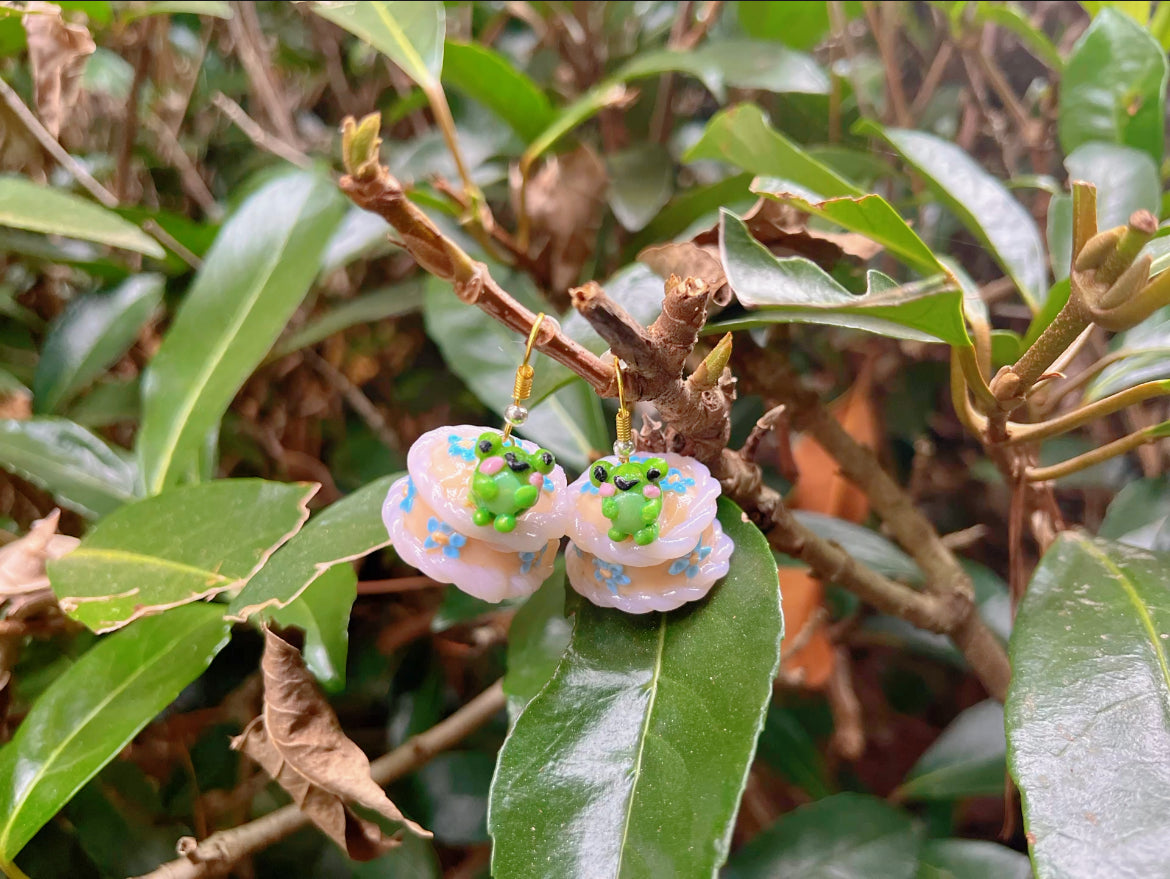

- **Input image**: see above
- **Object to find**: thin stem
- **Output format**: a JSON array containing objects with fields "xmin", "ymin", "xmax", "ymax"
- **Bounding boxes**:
[
  {"xmin": 1026, "ymin": 426, "xmax": 1166, "ymax": 482},
  {"xmin": 1037, "ymin": 348, "xmax": 1156, "ymax": 413},
  {"xmin": 955, "ymin": 343, "xmax": 998, "ymax": 413},
  {"xmin": 1005, "ymin": 380, "xmax": 1170, "ymax": 445},
  {"xmin": 134, "ymin": 681, "xmax": 505, "ymax": 879},
  {"xmin": 423, "ymin": 81, "xmax": 478, "ymax": 200}
]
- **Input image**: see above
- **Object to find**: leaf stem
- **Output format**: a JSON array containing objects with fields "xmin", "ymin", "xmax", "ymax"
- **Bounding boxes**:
[
  {"xmin": 1025, "ymin": 425, "xmax": 1167, "ymax": 482},
  {"xmin": 1005, "ymin": 380, "xmax": 1170, "ymax": 445}
]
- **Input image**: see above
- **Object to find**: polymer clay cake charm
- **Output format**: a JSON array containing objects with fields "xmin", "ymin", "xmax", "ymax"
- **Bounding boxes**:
[
  {"xmin": 565, "ymin": 452, "xmax": 733, "ymax": 613},
  {"xmin": 383, "ymin": 425, "xmax": 568, "ymax": 603}
]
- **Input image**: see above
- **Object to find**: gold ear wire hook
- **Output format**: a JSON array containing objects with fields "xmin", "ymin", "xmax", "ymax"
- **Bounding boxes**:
[
  {"xmin": 502, "ymin": 313, "xmax": 546, "ymax": 441},
  {"xmin": 613, "ymin": 355, "xmax": 633, "ymax": 462}
]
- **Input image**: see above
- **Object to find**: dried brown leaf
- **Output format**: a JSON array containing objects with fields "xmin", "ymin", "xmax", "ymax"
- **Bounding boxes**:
[
  {"xmin": 0, "ymin": 509, "xmax": 77, "ymax": 599},
  {"xmin": 638, "ymin": 241, "xmax": 730, "ymax": 304},
  {"xmin": 233, "ymin": 629, "xmax": 431, "ymax": 860},
  {"xmin": 515, "ymin": 145, "xmax": 608, "ymax": 293},
  {"xmin": 22, "ymin": 2, "xmax": 95, "ymax": 139},
  {"xmin": 695, "ymin": 197, "xmax": 883, "ymax": 267}
]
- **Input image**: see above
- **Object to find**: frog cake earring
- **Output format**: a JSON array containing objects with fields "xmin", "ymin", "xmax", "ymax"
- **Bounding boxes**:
[
  {"xmin": 383, "ymin": 315, "xmax": 570, "ymax": 603},
  {"xmin": 565, "ymin": 358, "xmax": 734, "ymax": 613}
]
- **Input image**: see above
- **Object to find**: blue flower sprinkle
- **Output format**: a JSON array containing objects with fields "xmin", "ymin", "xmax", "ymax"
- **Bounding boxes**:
[{"xmin": 423, "ymin": 517, "xmax": 467, "ymax": 559}]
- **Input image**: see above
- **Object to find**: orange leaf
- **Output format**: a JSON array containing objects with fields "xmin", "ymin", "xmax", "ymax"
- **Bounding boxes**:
[{"xmin": 778, "ymin": 567, "xmax": 835, "ymax": 689}]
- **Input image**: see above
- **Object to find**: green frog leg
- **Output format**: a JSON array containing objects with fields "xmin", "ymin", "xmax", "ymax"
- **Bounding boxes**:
[
  {"xmin": 633, "ymin": 523, "xmax": 659, "ymax": 546},
  {"xmin": 609, "ymin": 525, "xmax": 632, "ymax": 541},
  {"xmin": 601, "ymin": 496, "xmax": 618, "ymax": 519},
  {"xmin": 473, "ymin": 471, "xmax": 500, "ymax": 500},
  {"xmin": 514, "ymin": 484, "xmax": 539, "ymax": 509},
  {"xmin": 494, "ymin": 513, "xmax": 517, "ymax": 533},
  {"xmin": 642, "ymin": 496, "xmax": 662, "ymax": 523}
]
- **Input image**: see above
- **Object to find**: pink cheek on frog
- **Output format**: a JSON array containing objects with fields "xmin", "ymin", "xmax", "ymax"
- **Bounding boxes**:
[
  {"xmin": 643, "ymin": 485, "xmax": 661, "ymax": 499},
  {"xmin": 599, "ymin": 483, "xmax": 616, "ymax": 497},
  {"xmin": 480, "ymin": 456, "xmax": 504, "ymax": 475},
  {"xmin": 529, "ymin": 472, "xmax": 544, "ymax": 487}
]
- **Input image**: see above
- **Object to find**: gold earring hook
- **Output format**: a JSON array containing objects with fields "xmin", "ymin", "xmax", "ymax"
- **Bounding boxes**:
[
  {"xmin": 613, "ymin": 355, "xmax": 634, "ymax": 462},
  {"xmin": 502, "ymin": 313, "xmax": 546, "ymax": 441}
]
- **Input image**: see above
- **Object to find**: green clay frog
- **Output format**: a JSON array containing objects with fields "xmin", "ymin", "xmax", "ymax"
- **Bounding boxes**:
[
  {"xmin": 589, "ymin": 457, "xmax": 668, "ymax": 545},
  {"xmin": 470, "ymin": 432, "xmax": 556, "ymax": 533}
]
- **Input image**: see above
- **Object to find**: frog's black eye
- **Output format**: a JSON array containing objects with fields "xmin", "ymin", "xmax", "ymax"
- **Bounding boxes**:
[
  {"xmin": 592, "ymin": 464, "xmax": 609, "ymax": 483},
  {"xmin": 646, "ymin": 466, "xmax": 662, "ymax": 482},
  {"xmin": 478, "ymin": 439, "xmax": 494, "ymax": 454},
  {"xmin": 540, "ymin": 452, "xmax": 553, "ymax": 467}
]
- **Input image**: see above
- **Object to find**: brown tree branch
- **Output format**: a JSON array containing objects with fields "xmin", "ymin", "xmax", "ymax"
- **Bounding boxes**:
[{"xmin": 134, "ymin": 680, "xmax": 505, "ymax": 879}]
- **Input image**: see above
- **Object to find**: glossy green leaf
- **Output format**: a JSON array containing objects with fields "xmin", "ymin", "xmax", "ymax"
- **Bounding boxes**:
[
  {"xmin": 442, "ymin": 41, "xmax": 554, "ymax": 141},
  {"xmin": 686, "ymin": 104, "xmax": 860, "ymax": 200},
  {"xmin": 229, "ymin": 474, "xmax": 398, "ymax": 620},
  {"xmin": 717, "ymin": 211, "xmax": 969, "ymax": 345},
  {"xmin": 1080, "ymin": 0, "xmax": 1150, "ymax": 22},
  {"xmin": 628, "ymin": 173, "xmax": 754, "ymax": 256},
  {"xmin": 607, "ymin": 144, "xmax": 674, "ymax": 232},
  {"xmin": 503, "ymin": 561, "xmax": 570, "ymax": 720},
  {"xmin": 753, "ymin": 182, "xmax": 946, "ymax": 277},
  {"xmin": 1007, "ymin": 534, "xmax": 1170, "ymax": 878},
  {"xmin": 319, "ymin": 206, "xmax": 395, "ymax": 274},
  {"xmin": 1060, "ymin": 8, "xmax": 1168, "ymax": 163},
  {"xmin": 917, "ymin": 839, "xmax": 1032, "ymax": 879},
  {"xmin": 0, "ymin": 418, "xmax": 137, "ymax": 519},
  {"xmin": 33, "ymin": 275, "xmax": 163, "ymax": 414},
  {"xmin": 123, "ymin": 0, "xmax": 234, "ymax": 19},
  {"xmin": 49, "ymin": 479, "xmax": 314, "ymax": 632},
  {"xmin": 616, "ymin": 39, "xmax": 829, "ymax": 101},
  {"xmin": 1100, "ymin": 476, "xmax": 1170, "ymax": 551},
  {"xmin": 310, "ymin": 1, "xmax": 444, "ymax": 88},
  {"xmin": 137, "ymin": 170, "xmax": 345, "ymax": 493},
  {"xmin": 896, "ymin": 700, "xmax": 1006, "ymax": 801},
  {"xmin": 1047, "ymin": 193, "xmax": 1073, "ymax": 282},
  {"xmin": 0, "ymin": 603, "xmax": 230, "ymax": 861},
  {"xmin": 431, "ymin": 587, "xmax": 503, "ymax": 632},
  {"xmin": 268, "ymin": 563, "xmax": 357, "ymax": 693},
  {"xmin": 489, "ymin": 500, "xmax": 782, "ymax": 879},
  {"xmin": 0, "ymin": 176, "xmax": 163, "ymax": 258},
  {"xmin": 860, "ymin": 123, "xmax": 1047, "ymax": 309},
  {"xmin": 724, "ymin": 793, "xmax": 922, "ymax": 879}
]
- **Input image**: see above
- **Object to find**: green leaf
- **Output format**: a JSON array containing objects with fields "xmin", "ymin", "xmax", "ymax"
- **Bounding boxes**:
[
  {"xmin": 137, "ymin": 170, "xmax": 345, "ymax": 494},
  {"xmin": 269, "ymin": 282, "xmax": 423, "ymax": 361},
  {"xmin": 33, "ymin": 275, "xmax": 163, "ymax": 414},
  {"xmin": 917, "ymin": 839, "xmax": 1032, "ymax": 879},
  {"xmin": 319, "ymin": 206, "xmax": 396, "ymax": 274},
  {"xmin": 735, "ymin": 0, "xmax": 833, "ymax": 50},
  {"xmin": 1100, "ymin": 476, "xmax": 1170, "ymax": 551},
  {"xmin": 311, "ymin": 1, "xmax": 444, "ymax": 88},
  {"xmin": 896, "ymin": 700, "xmax": 1006, "ymax": 801},
  {"xmin": 0, "ymin": 418, "xmax": 137, "ymax": 519},
  {"xmin": 49, "ymin": 479, "xmax": 315, "ymax": 632},
  {"xmin": 606, "ymin": 144, "xmax": 674, "ymax": 232},
  {"xmin": 489, "ymin": 500, "xmax": 782, "ymax": 879},
  {"xmin": 1006, "ymin": 534, "xmax": 1170, "ymax": 877},
  {"xmin": 268, "ymin": 563, "xmax": 357, "ymax": 693},
  {"xmin": 752, "ymin": 182, "xmax": 946, "ymax": 277},
  {"xmin": 0, "ymin": 176, "xmax": 163, "ymax": 258},
  {"xmin": 628, "ymin": 173, "xmax": 754, "ymax": 257},
  {"xmin": 122, "ymin": 0, "xmax": 234, "ymax": 19},
  {"xmin": 616, "ymin": 39, "xmax": 830, "ymax": 102},
  {"xmin": 724, "ymin": 793, "xmax": 922, "ymax": 879},
  {"xmin": 860, "ymin": 123, "xmax": 1048, "ymax": 310},
  {"xmin": 1060, "ymin": 8, "xmax": 1168, "ymax": 163},
  {"xmin": 503, "ymin": 561, "xmax": 570, "ymax": 720},
  {"xmin": 0, "ymin": 603, "xmax": 230, "ymax": 862},
  {"xmin": 442, "ymin": 41, "xmax": 554, "ymax": 141},
  {"xmin": 685, "ymin": 104, "xmax": 861, "ymax": 200},
  {"xmin": 717, "ymin": 211, "xmax": 969, "ymax": 345},
  {"xmin": 229, "ymin": 474, "xmax": 398, "ymax": 620}
]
